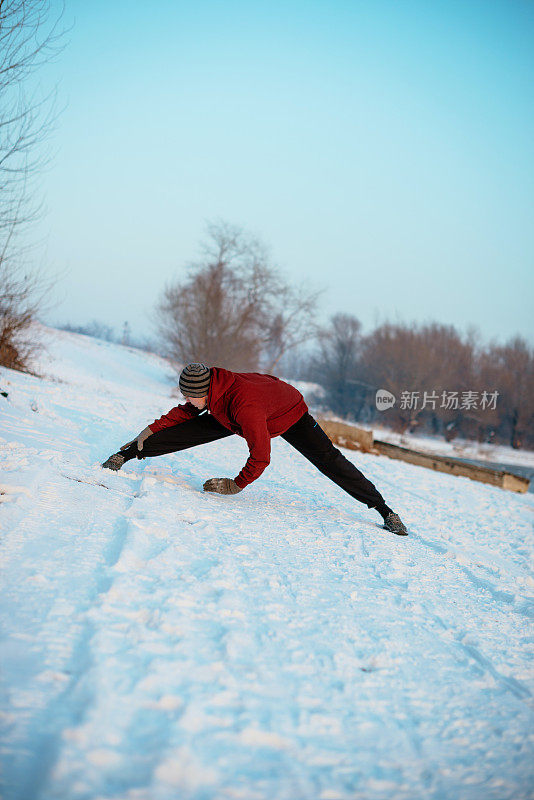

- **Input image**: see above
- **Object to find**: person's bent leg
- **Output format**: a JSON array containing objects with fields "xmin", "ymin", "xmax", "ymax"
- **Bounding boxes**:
[
  {"xmin": 281, "ymin": 412, "xmax": 393, "ymax": 517},
  {"xmin": 109, "ymin": 414, "xmax": 233, "ymax": 466}
]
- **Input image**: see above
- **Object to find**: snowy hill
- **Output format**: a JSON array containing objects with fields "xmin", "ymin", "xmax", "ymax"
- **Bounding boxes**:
[{"xmin": 1, "ymin": 326, "xmax": 533, "ymax": 800}]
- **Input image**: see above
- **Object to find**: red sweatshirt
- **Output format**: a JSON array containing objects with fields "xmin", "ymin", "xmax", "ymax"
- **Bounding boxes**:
[{"xmin": 149, "ymin": 367, "xmax": 308, "ymax": 488}]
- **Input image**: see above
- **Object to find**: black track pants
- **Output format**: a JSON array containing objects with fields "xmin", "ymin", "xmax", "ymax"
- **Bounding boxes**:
[
  {"xmin": 124, "ymin": 413, "xmax": 234, "ymax": 460},
  {"xmin": 121, "ymin": 411, "xmax": 388, "ymax": 512},
  {"xmin": 280, "ymin": 412, "xmax": 388, "ymax": 510}
]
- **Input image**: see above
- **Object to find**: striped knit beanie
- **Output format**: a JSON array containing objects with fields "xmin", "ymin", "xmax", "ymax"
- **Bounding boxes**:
[{"xmin": 179, "ymin": 363, "xmax": 211, "ymax": 397}]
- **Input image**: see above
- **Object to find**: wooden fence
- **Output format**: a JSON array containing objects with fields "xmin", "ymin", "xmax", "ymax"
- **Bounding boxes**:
[{"xmin": 317, "ymin": 418, "xmax": 529, "ymax": 494}]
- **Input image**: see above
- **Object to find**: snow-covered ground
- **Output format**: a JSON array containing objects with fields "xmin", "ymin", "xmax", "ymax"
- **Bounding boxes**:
[{"xmin": 1, "ymin": 326, "xmax": 533, "ymax": 800}]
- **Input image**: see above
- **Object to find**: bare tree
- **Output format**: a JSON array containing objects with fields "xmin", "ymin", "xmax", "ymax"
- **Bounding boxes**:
[
  {"xmin": 261, "ymin": 280, "xmax": 321, "ymax": 373},
  {"xmin": 362, "ymin": 323, "xmax": 477, "ymax": 434},
  {"xmin": 0, "ymin": 263, "xmax": 45, "ymax": 369},
  {"xmin": 308, "ymin": 313, "xmax": 365, "ymax": 418},
  {"xmin": 305, "ymin": 314, "xmax": 534, "ymax": 450},
  {"xmin": 155, "ymin": 221, "xmax": 320, "ymax": 373},
  {"xmin": 478, "ymin": 337, "xmax": 534, "ymax": 449},
  {"xmin": 0, "ymin": 0, "xmax": 65, "ymax": 371}
]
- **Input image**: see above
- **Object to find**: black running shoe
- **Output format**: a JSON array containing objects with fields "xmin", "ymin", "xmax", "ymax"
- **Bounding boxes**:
[
  {"xmin": 383, "ymin": 512, "xmax": 408, "ymax": 536},
  {"xmin": 101, "ymin": 453, "xmax": 125, "ymax": 471}
]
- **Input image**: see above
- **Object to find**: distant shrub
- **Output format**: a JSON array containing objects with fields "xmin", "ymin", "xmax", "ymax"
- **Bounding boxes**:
[{"xmin": 0, "ymin": 268, "xmax": 43, "ymax": 372}]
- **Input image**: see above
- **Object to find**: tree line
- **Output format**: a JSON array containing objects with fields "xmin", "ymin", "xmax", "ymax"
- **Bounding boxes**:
[
  {"xmin": 150, "ymin": 221, "xmax": 533, "ymax": 450},
  {"xmin": 153, "ymin": 222, "xmax": 533, "ymax": 450},
  {"xmin": 303, "ymin": 316, "xmax": 534, "ymax": 451}
]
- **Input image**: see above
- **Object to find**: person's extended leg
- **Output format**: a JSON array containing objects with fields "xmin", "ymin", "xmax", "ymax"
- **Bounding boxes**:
[
  {"xmin": 103, "ymin": 414, "xmax": 233, "ymax": 469},
  {"xmin": 282, "ymin": 413, "xmax": 407, "ymax": 534}
]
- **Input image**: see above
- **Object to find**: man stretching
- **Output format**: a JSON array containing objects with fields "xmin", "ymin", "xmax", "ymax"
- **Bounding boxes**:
[{"xmin": 102, "ymin": 363, "xmax": 408, "ymax": 535}]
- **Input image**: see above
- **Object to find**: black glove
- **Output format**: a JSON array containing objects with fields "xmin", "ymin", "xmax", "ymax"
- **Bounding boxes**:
[{"xmin": 203, "ymin": 477, "xmax": 243, "ymax": 495}]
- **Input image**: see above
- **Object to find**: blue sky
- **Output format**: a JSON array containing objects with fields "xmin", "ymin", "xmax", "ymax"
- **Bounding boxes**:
[{"xmin": 34, "ymin": 0, "xmax": 534, "ymax": 344}]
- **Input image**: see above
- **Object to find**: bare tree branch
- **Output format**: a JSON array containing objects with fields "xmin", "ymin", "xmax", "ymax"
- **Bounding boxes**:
[
  {"xmin": 154, "ymin": 221, "xmax": 320, "ymax": 374},
  {"xmin": 0, "ymin": 0, "xmax": 66, "ymax": 371}
]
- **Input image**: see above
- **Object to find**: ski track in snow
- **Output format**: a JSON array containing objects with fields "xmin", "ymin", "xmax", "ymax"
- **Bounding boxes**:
[{"xmin": 1, "ymin": 326, "xmax": 533, "ymax": 800}]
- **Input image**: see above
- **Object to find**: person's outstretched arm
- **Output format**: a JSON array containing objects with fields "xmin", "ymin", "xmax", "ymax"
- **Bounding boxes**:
[
  {"xmin": 149, "ymin": 401, "xmax": 203, "ymax": 433},
  {"xmin": 203, "ymin": 403, "xmax": 271, "ymax": 494}
]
